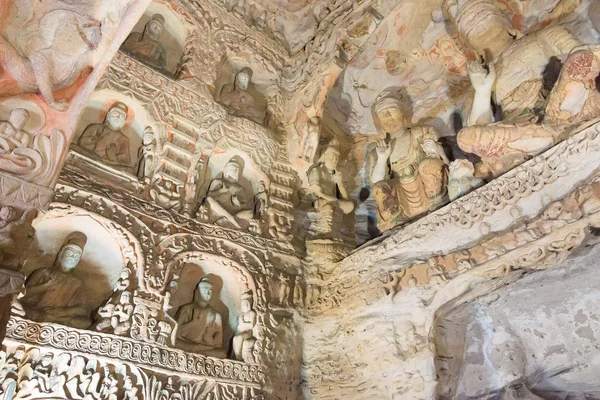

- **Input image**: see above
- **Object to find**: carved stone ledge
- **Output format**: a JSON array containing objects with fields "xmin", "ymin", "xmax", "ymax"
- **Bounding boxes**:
[
  {"xmin": 343, "ymin": 121, "xmax": 600, "ymax": 271},
  {"xmin": 0, "ymin": 171, "xmax": 54, "ymax": 210},
  {"xmin": 56, "ymin": 169, "xmax": 297, "ymax": 256},
  {"xmin": 6, "ymin": 316, "xmax": 265, "ymax": 385}
]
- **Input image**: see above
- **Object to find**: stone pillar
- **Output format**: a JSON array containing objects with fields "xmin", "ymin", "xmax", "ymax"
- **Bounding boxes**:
[{"xmin": 0, "ymin": 0, "xmax": 152, "ymax": 342}]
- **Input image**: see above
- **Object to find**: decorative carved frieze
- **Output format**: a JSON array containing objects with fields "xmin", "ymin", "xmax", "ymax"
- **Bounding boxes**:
[{"xmin": 5, "ymin": 317, "xmax": 265, "ymax": 385}]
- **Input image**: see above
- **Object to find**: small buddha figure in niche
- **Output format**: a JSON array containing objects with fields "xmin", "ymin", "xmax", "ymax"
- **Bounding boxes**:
[
  {"xmin": 121, "ymin": 14, "xmax": 168, "ymax": 71},
  {"xmin": 21, "ymin": 232, "xmax": 90, "ymax": 329},
  {"xmin": 78, "ymin": 102, "xmax": 133, "ymax": 169},
  {"xmin": 308, "ymin": 140, "xmax": 355, "ymax": 236},
  {"xmin": 175, "ymin": 277, "xmax": 224, "ymax": 352},
  {"xmin": 447, "ymin": 0, "xmax": 600, "ymax": 178},
  {"xmin": 218, "ymin": 67, "xmax": 266, "ymax": 125},
  {"xmin": 232, "ymin": 292, "xmax": 257, "ymax": 363},
  {"xmin": 369, "ymin": 93, "xmax": 448, "ymax": 231},
  {"xmin": 0, "ymin": 108, "xmax": 32, "ymax": 151},
  {"xmin": 201, "ymin": 155, "xmax": 254, "ymax": 229}
]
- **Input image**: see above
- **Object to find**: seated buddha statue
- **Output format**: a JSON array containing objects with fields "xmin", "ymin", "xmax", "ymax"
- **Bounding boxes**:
[
  {"xmin": 175, "ymin": 277, "xmax": 224, "ymax": 353},
  {"xmin": 218, "ymin": 67, "xmax": 266, "ymax": 125},
  {"xmin": 121, "ymin": 14, "xmax": 168, "ymax": 71},
  {"xmin": 200, "ymin": 155, "xmax": 254, "ymax": 229},
  {"xmin": 77, "ymin": 102, "xmax": 133, "ymax": 170},
  {"xmin": 21, "ymin": 232, "xmax": 90, "ymax": 329},
  {"xmin": 369, "ymin": 93, "xmax": 449, "ymax": 231}
]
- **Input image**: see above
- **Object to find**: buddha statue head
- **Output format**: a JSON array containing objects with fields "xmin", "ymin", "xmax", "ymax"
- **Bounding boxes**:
[
  {"xmin": 144, "ymin": 14, "xmax": 165, "ymax": 41},
  {"xmin": 373, "ymin": 93, "xmax": 408, "ymax": 134},
  {"xmin": 318, "ymin": 140, "xmax": 341, "ymax": 171},
  {"xmin": 54, "ymin": 232, "xmax": 87, "ymax": 272},
  {"xmin": 105, "ymin": 102, "xmax": 128, "ymax": 131},
  {"xmin": 195, "ymin": 277, "xmax": 214, "ymax": 304},
  {"xmin": 9, "ymin": 108, "xmax": 30, "ymax": 131},
  {"xmin": 444, "ymin": 0, "xmax": 521, "ymax": 60},
  {"xmin": 235, "ymin": 67, "xmax": 253, "ymax": 91},
  {"xmin": 223, "ymin": 155, "xmax": 245, "ymax": 182}
]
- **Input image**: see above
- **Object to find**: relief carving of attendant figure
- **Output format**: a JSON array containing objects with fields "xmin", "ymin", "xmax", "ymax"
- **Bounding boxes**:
[
  {"xmin": 121, "ymin": 14, "xmax": 168, "ymax": 71},
  {"xmin": 21, "ymin": 232, "xmax": 90, "ymax": 329},
  {"xmin": 78, "ymin": 102, "xmax": 132, "ymax": 169},
  {"xmin": 135, "ymin": 127, "xmax": 157, "ymax": 184},
  {"xmin": 299, "ymin": 116, "xmax": 321, "ymax": 162},
  {"xmin": 218, "ymin": 67, "xmax": 266, "ymax": 125},
  {"xmin": 308, "ymin": 140, "xmax": 355, "ymax": 236},
  {"xmin": 200, "ymin": 155, "xmax": 254, "ymax": 229},
  {"xmin": 0, "ymin": 109, "xmax": 32, "ymax": 151},
  {"xmin": 447, "ymin": 0, "xmax": 600, "ymax": 178},
  {"xmin": 232, "ymin": 292, "xmax": 257, "ymax": 363},
  {"xmin": 370, "ymin": 93, "xmax": 448, "ymax": 231},
  {"xmin": 175, "ymin": 278, "xmax": 224, "ymax": 352}
]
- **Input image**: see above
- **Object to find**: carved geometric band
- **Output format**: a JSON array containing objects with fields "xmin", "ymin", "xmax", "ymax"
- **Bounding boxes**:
[
  {"xmin": 0, "ymin": 171, "xmax": 54, "ymax": 210},
  {"xmin": 6, "ymin": 317, "xmax": 265, "ymax": 385}
]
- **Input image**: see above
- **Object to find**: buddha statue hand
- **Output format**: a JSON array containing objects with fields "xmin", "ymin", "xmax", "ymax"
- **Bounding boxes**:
[
  {"xmin": 467, "ymin": 60, "xmax": 496, "ymax": 93},
  {"xmin": 375, "ymin": 138, "xmax": 393, "ymax": 161}
]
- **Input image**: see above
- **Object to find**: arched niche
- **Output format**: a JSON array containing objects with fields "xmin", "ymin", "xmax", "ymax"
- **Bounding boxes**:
[
  {"xmin": 201, "ymin": 150, "xmax": 270, "ymax": 198},
  {"xmin": 124, "ymin": 1, "xmax": 186, "ymax": 74},
  {"xmin": 73, "ymin": 90, "xmax": 161, "ymax": 174},
  {"xmin": 215, "ymin": 53, "xmax": 280, "ymax": 97},
  {"xmin": 24, "ymin": 215, "xmax": 128, "ymax": 319},
  {"xmin": 166, "ymin": 252, "xmax": 258, "ymax": 356}
]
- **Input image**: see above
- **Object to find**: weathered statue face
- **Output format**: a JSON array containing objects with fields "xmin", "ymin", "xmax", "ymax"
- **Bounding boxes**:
[
  {"xmin": 106, "ymin": 108, "xmax": 127, "ymax": 130},
  {"xmin": 376, "ymin": 106, "xmax": 405, "ymax": 133},
  {"xmin": 142, "ymin": 132, "xmax": 154, "ymax": 145},
  {"xmin": 236, "ymin": 72, "xmax": 250, "ymax": 91},
  {"xmin": 146, "ymin": 20, "xmax": 163, "ymax": 40},
  {"xmin": 198, "ymin": 284, "xmax": 213, "ymax": 302},
  {"xmin": 224, "ymin": 163, "xmax": 241, "ymax": 182},
  {"xmin": 9, "ymin": 108, "xmax": 29, "ymax": 130},
  {"xmin": 57, "ymin": 245, "xmax": 83, "ymax": 272},
  {"xmin": 322, "ymin": 149, "xmax": 339, "ymax": 171}
]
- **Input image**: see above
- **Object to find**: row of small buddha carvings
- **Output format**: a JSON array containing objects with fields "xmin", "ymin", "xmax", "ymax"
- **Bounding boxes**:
[{"xmin": 14, "ymin": 232, "xmax": 267, "ymax": 366}]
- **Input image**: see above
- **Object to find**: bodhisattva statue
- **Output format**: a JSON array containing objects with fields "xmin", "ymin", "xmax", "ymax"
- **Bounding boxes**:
[
  {"xmin": 218, "ymin": 67, "xmax": 266, "ymax": 125},
  {"xmin": 447, "ymin": 0, "xmax": 600, "ymax": 178},
  {"xmin": 308, "ymin": 140, "xmax": 355, "ymax": 236},
  {"xmin": 21, "ymin": 232, "xmax": 90, "ymax": 329},
  {"xmin": 232, "ymin": 292, "xmax": 257, "ymax": 363},
  {"xmin": 369, "ymin": 94, "xmax": 449, "ymax": 231},
  {"xmin": 78, "ymin": 102, "xmax": 132, "ymax": 169},
  {"xmin": 200, "ymin": 155, "xmax": 254, "ymax": 229},
  {"xmin": 0, "ymin": 109, "xmax": 32, "ymax": 151},
  {"xmin": 175, "ymin": 277, "xmax": 224, "ymax": 352},
  {"xmin": 121, "ymin": 14, "xmax": 168, "ymax": 71}
]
